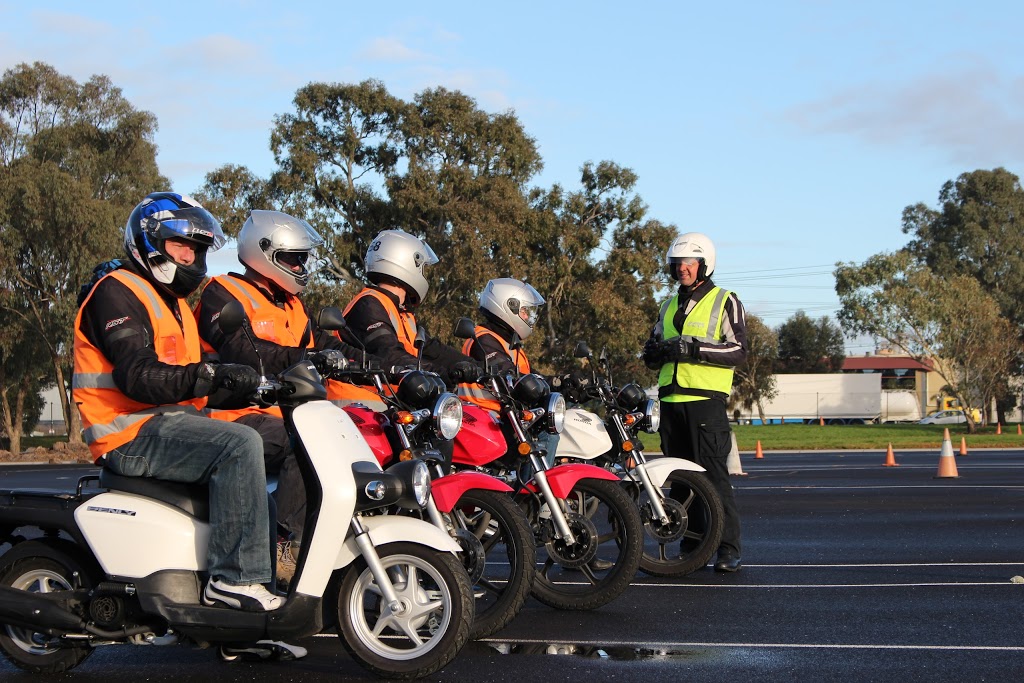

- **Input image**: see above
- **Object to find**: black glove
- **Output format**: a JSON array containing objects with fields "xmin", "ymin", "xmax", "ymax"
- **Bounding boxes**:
[
  {"xmin": 642, "ymin": 337, "xmax": 665, "ymax": 369},
  {"xmin": 213, "ymin": 363, "xmax": 261, "ymax": 393},
  {"xmin": 558, "ymin": 372, "xmax": 591, "ymax": 403},
  {"xmin": 448, "ymin": 361, "xmax": 482, "ymax": 384},
  {"xmin": 311, "ymin": 349, "xmax": 348, "ymax": 377},
  {"xmin": 660, "ymin": 337, "xmax": 699, "ymax": 362}
]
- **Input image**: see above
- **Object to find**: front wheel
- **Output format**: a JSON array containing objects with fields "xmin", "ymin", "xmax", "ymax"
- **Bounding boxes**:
[
  {"xmin": 0, "ymin": 540, "xmax": 97, "ymax": 674},
  {"xmin": 636, "ymin": 470, "xmax": 724, "ymax": 577},
  {"xmin": 528, "ymin": 478, "xmax": 643, "ymax": 610},
  {"xmin": 451, "ymin": 489, "xmax": 536, "ymax": 639},
  {"xmin": 336, "ymin": 542, "xmax": 473, "ymax": 680}
]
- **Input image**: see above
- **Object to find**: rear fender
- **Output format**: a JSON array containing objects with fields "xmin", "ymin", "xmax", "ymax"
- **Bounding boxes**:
[
  {"xmin": 430, "ymin": 471, "xmax": 513, "ymax": 513},
  {"xmin": 531, "ymin": 463, "xmax": 619, "ymax": 499},
  {"xmin": 638, "ymin": 457, "xmax": 707, "ymax": 488}
]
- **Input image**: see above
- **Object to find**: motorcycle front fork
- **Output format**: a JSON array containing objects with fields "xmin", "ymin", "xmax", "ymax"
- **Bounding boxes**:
[
  {"xmin": 349, "ymin": 516, "xmax": 405, "ymax": 616},
  {"xmin": 528, "ymin": 453, "xmax": 577, "ymax": 544},
  {"xmin": 629, "ymin": 451, "xmax": 671, "ymax": 524}
]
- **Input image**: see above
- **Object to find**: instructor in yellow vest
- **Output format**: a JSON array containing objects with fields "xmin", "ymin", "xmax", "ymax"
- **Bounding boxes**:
[{"xmin": 642, "ymin": 232, "xmax": 747, "ymax": 572}]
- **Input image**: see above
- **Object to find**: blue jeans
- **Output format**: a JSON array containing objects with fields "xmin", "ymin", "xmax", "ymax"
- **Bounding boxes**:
[{"xmin": 104, "ymin": 413, "xmax": 271, "ymax": 585}]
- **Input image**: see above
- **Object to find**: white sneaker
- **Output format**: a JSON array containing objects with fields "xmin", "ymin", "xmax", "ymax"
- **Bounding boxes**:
[
  {"xmin": 203, "ymin": 578, "xmax": 285, "ymax": 612},
  {"xmin": 220, "ymin": 639, "xmax": 307, "ymax": 661}
]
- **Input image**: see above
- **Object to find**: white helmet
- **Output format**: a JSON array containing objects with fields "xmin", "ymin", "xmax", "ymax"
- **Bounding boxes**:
[
  {"xmin": 479, "ymin": 278, "xmax": 545, "ymax": 340},
  {"xmin": 365, "ymin": 229, "xmax": 438, "ymax": 306},
  {"xmin": 666, "ymin": 232, "xmax": 716, "ymax": 281},
  {"xmin": 237, "ymin": 210, "xmax": 324, "ymax": 295}
]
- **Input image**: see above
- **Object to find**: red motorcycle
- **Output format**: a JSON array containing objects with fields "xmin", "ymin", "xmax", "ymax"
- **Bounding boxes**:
[
  {"xmin": 450, "ymin": 318, "xmax": 643, "ymax": 611},
  {"xmin": 338, "ymin": 344, "xmax": 535, "ymax": 640}
]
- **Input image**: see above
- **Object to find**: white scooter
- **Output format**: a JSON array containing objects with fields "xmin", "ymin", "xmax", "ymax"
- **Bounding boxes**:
[
  {"xmin": 554, "ymin": 342, "xmax": 725, "ymax": 576},
  {"xmin": 0, "ymin": 303, "xmax": 473, "ymax": 679}
]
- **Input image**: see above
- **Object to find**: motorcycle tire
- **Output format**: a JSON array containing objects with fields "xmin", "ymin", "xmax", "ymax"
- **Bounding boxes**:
[
  {"xmin": 452, "ymin": 489, "xmax": 536, "ymax": 639},
  {"xmin": 336, "ymin": 541, "xmax": 473, "ymax": 679},
  {"xmin": 0, "ymin": 539, "xmax": 98, "ymax": 674},
  {"xmin": 636, "ymin": 470, "xmax": 725, "ymax": 577},
  {"xmin": 529, "ymin": 478, "xmax": 643, "ymax": 611}
]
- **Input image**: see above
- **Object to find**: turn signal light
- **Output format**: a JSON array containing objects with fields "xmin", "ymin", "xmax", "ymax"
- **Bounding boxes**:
[
  {"xmin": 624, "ymin": 414, "xmax": 638, "ymax": 426},
  {"xmin": 521, "ymin": 410, "xmax": 535, "ymax": 422},
  {"xmin": 517, "ymin": 442, "xmax": 532, "ymax": 455},
  {"xmin": 622, "ymin": 440, "xmax": 634, "ymax": 452},
  {"xmin": 399, "ymin": 449, "xmax": 413, "ymax": 461},
  {"xmin": 395, "ymin": 411, "xmax": 415, "ymax": 425}
]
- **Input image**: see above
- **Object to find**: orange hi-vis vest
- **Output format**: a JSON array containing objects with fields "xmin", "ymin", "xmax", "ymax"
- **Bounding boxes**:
[
  {"xmin": 197, "ymin": 275, "xmax": 379, "ymax": 420},
  {"xmin": 457, "ymin": 326, "xmax": 530, "ymax": 411},
  {"xmin": 343, "ymin": 287, "xmax": 419, "ymax": 356},
  {"xmin": 74, "ymin": 269, "xmax": 206, "ymax": 464}
]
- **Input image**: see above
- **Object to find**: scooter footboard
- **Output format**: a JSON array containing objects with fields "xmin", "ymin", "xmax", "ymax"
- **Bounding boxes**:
[
  {"xmin": 635, "ymin": 457, "xmax": 706, "ymax": 488},
  {"xmin": 333, "ymin": 515, "xmax": 462, "ymax": 569}
]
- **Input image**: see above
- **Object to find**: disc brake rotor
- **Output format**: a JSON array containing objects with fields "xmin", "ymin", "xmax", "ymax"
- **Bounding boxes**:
[
  {"xmin": 642, "ymin": 495, "xmax": 688, "ymax": 543},
  {"xmin": 453, "ymin": 528, "xmax": 488, "ymax": 583},
  {"xmin": 544, "ymin": 511, "xmax": 599, "ymax": 568}
]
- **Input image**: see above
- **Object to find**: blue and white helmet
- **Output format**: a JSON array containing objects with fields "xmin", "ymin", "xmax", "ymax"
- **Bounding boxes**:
[{"xmin": 124, "ymin": 192, "xmax": 226, "ymax": 297}]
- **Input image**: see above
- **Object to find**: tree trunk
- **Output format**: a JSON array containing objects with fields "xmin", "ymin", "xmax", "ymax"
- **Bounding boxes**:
[{"xmin": 53, "ymin": 360, "xmax": 83, "ymax": 444}]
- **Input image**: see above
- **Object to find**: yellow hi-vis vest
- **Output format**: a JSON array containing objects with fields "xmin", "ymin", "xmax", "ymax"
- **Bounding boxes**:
[{"xmin": 657, "ymin": 286, "xmax": 734, "ymax": 403}]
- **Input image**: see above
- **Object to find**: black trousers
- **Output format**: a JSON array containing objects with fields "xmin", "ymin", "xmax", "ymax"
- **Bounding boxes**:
[
  {"xmin": 658, "ymin": 398, "xmax": 742, "ymax": 557},
  {"xmin": 234, "ymin": 412, "xmax": 305, "ymax": 542}
]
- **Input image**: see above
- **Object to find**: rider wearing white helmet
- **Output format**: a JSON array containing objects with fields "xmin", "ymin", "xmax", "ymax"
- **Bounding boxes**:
[
  {"xmin": 642, "ymin": 231, "xmax": 748, "ymax": 573},
  {"xmin": 343, "ymin": 229, "xmax": 480, "ymax": 388}
]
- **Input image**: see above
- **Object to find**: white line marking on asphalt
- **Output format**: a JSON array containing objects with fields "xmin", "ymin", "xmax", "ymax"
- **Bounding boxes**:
[{"xmin": 481, "ymin": 638, "xmax": 1024, "ymax": 652}]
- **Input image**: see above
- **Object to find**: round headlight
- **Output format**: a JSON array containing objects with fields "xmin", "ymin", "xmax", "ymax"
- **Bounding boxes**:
[
  {"xmin": 644, "ymin": 398, "xmax": 661, "ymax": 433},
  {"xmin": 411, "ymin": 460, "xmax": 431, "ymax": 508},
  {"xmin": 547, "ymin": 392, "xmax": 566, "ymax": 434},
  {"xmin": 433, "ymin": 392, "xmax": 463, "ymax": 440}
]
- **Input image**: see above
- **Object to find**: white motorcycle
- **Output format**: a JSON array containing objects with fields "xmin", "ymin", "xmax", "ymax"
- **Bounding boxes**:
[
  {"xmin": 0, "ymin": 303, "xmax": 473, "ymax": 679},
  {"xmin": 554, "ymin": 343, "xmax": 725, "ymax": 577}
]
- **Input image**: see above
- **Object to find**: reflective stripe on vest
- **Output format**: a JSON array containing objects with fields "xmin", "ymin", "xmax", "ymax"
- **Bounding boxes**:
[
  {"xmin": 73, "ymin": 269, "xmax": 206, "ymax": 462},
  {"xmin": 657, "ymin": 287, "xmax": 734, "ymax": 402},
  {"xmin": 456, "ymin": 327, "xmax": 530, "ymax": 411},
  {"xmin": 343, "ymin": 288, "xmax": 418, "ymax": 357}
]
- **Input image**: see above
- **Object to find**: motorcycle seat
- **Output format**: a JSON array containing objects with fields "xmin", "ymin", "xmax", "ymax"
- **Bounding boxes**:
[{"xmin": 98, "ymin": 469, "xmax": 210, "ymax": 521}]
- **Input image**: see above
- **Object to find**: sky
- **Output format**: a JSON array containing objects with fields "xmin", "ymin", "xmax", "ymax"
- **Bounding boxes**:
[{"xmin": 4, "ymin": 1, "xmax": 1023, "ymax": 355}]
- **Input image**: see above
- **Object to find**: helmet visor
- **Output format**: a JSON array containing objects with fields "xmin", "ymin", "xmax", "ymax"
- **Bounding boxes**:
[
  {"xmin": 413, "ymin": 241, "xmax": 439, "ymax": 268},
  {"xmin": 519, "ymin": 304, "xmax": 539, "ymax": 329},
  {"xmin": 145, "ymin": 207, "xmax": 226, "ymax": 252}
]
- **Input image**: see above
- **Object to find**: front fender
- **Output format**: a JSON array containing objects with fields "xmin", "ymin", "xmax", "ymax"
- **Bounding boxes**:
[
  {"xmin": 431, "ymin": 471, "xmax": 513, "ymax": 513},
  {"xmin": 332, "ymin": 515, "xmax": 462, "ymax": 572},
  {"xmin": 534, "ymin": 463, "xmax": 619, "ymax": 499},
  {"xmin": 636, "ymin": 457, "xmax": 706, "ymax": 488}
]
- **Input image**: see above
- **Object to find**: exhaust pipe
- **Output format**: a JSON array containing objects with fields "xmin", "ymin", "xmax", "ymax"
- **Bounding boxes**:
[{"xmin": 0, "ymin": 586, "xmax": 87, "ymax": 633}]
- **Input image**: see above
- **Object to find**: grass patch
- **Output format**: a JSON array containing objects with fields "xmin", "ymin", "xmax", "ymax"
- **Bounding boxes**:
[{"xmin": 638, "ymin": 423, "xmax": 1024, "ymax": 451}]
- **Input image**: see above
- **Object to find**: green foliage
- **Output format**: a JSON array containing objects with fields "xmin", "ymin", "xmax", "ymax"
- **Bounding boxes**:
[{"xmin": 775, "ymin": 310, "xmax": 845, "ymax": 373}]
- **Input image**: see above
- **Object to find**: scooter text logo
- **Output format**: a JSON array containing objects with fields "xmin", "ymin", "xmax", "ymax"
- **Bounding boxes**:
[{"xmin": 86, "ymin": 505, "xmax": 137, "ymax": 516}]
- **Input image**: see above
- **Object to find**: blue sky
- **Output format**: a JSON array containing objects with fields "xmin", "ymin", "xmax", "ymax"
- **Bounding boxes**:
[{"xmin": 4, "ymin": 1, "xmax": 1023, "ymax": 353}]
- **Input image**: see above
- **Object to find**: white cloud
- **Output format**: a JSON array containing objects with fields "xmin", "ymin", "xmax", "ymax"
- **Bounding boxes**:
[{"xmin": 358, "ymin": 37, "xmax": 432, "ymax": 64}]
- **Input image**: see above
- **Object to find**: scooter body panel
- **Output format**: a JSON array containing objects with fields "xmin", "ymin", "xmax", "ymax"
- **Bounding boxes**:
[
  {"xmin": 291, "ymin": 400, "xmax": 377, "ymax": 596},
  {"xmin": 75, "ymin": 492, "xmax": 210, "ymax": 577},
  {"xmin": 334, "ymin": 514, "xmax": 463, "ymax": 567},
  {"xmin": 554, "ymin": 408, "xmax": 613, "ymax": 460},
  {"xmin": 638, "ymin": 456, "xmax": 707, "ymax": 488},
  {"xmin": 452, "ymin": 404, "xmax": 506, "ymax": 467},
  {"xmin": 430, "ymin": 471, "xmax": 513, "ymax": 513},
  {"xmin": 528, "ymin": 462, "xmax": 619, "ymax": 499}
]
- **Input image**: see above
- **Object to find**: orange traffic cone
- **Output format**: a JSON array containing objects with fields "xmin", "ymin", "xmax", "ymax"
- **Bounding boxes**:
[
  {"xmin": 996, "ymin": 422, "xmax": 1002, "ymax": 435},
  {"xmin": 882, "ymin": 443, "xmax": 898, "ymax": 467},
  {"xmin": 819, "ymin": 417, "xmax": 825, "ymax": 426},
  {"xmin": 1018, "ymin": 424, "xmax": 1022, "ymax": 436},
  {"xmin": 934, "ymin": 428, "xmax": 960, "ymax": 478},
  {"xmin": 755, "ymin": 441, "xmax": 764, "ymax": 459},
  {"xmin": 959, "ymin": 437, "xmax": 968, "ymax": 456}
]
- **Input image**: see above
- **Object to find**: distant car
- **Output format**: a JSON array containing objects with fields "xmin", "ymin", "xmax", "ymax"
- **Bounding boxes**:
[{"xmin": 918, "ymin": 410, "xmax": 968, "ymax": 425}]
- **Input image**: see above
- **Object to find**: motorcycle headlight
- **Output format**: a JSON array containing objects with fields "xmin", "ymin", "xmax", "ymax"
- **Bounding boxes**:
[
  {"xmin": 433, "ymin": 392, "xmax": 463, "ymax": 440},
  {"xmin": 547, "ymin": 392, "xmax": 566, "ymax": 434},
  {"xmin": 411, "ymin": 459, "xmax": 431, "ymax": 508},
  {"xmin": 643, "ymin": 398, "xmax": 661, "ymax": 433},
  {"xmin": 382, "ymin": 459, "xmax": 432, "ymax": 510}
]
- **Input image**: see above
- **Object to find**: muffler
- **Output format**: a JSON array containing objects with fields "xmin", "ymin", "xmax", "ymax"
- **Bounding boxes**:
[{"xmin": 0, "ymin": 585, "xmax": 86, "ymax": 633}]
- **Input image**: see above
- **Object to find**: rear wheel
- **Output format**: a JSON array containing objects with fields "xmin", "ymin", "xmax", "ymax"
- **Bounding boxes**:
[
  {"xmin": 528, "ymin": 479, "xmax": 643, "ymax": 610},
  {"xmin": 452, "ymin": 489, "xmax": 535, "ymax": 639},
  {"xmin": 636, "ymin": 470, "xmax": 724, "ymax": 577},
  {"xmin": 336, "ymin": 542, "xmax": 472, "ymax": 679},
  {"xmin": 0, "ymin": 541, "xmax": 96, "ymax": 674}
]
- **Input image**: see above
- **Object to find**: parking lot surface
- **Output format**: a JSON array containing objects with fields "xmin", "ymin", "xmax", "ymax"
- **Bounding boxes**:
[{"xmin": 2, "ymin": 448, "xmax": 1022, "ymax": 681}]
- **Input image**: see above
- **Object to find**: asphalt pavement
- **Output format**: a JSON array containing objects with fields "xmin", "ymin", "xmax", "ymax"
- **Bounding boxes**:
[{"xmin": 1, "ymin": 448, "xmax": 1022, "ymax": 682}]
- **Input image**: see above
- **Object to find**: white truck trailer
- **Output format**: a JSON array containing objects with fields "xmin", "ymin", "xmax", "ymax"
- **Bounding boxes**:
[{"xmin": 734, "ymin": 373, "xmax": 922, "ymax": 425}]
